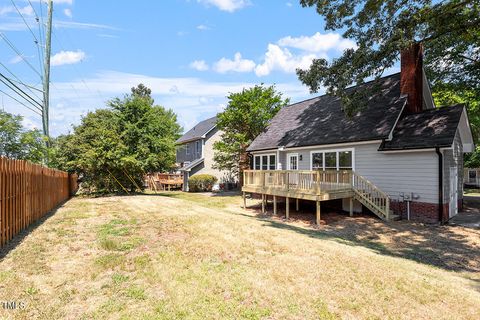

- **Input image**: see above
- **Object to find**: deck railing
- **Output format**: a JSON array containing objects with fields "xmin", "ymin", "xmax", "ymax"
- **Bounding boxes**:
[
  {"xmin": 244, "ymin": 170, "xmax": 353, "ymax": 193},
  {"xmin": 243, "ymin": 169, "xmax": 391, "ymax": 220}
]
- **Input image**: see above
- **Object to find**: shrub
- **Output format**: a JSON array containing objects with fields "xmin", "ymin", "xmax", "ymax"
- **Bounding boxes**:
[{"xmin": 188, "ymin": 174, "xmax": 218, "ymax": 192}]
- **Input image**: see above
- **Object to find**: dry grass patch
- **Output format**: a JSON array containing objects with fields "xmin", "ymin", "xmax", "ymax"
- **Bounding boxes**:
[{"xmin": 0, "ymin": 194, "xmax": 478, "ymax": 319}]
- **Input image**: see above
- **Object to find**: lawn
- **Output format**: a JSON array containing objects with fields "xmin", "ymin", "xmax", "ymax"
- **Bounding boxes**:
[{"xmin": 0, "ymin": 192, "xmax": 479, "ymax": 319}]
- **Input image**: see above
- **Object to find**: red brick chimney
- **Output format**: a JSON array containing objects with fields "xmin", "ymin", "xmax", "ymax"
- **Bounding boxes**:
[{"xmin": 400, "ymin": 42, "xmax": 424, "ymax": 113}]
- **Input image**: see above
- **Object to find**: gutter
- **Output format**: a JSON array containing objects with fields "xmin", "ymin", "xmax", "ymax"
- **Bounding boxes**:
[{"xmin": 435, "ymin": 147, "xmax": 444, "ymax": 224}]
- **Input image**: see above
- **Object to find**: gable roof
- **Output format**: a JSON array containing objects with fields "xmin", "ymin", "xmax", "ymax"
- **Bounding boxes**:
[
  {"xmin": 176, "ymin": 116, "xmax": 217, "ymax": 144},
  {"xmin": 379, "ymin": 104, "xmax": 465, "ymax": 151},
  {"xmin": 247, "ymin": 73, "xmax": 407, "ymax": 152}
]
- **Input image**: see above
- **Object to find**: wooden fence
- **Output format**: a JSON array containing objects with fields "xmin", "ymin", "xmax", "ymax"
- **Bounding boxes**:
[{"xmin": 0, "ymin": 157, "xmax": 78, "ymax": 248}]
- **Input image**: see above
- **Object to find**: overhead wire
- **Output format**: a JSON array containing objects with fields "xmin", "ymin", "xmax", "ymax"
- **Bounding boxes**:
[
  {"xmin": 0, "ymin": 32, "xmax": 42, "ymax": 78},
  {"xmin": 0, "ymin": 88, "xmax": 42, "ymax": 116}
]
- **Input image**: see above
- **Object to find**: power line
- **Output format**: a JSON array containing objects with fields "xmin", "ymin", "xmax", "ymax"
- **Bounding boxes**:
[
  {"xmin": 0, "ymin": 61, "xmax": 44, "ymax": 99},
  {"xmin": 0, "ymin": 88, "xmax": 42, "ymax": 116},
  {"xmin": 0, "ymin": 32, "xmax": 42, "ymax": 78},
  {"xmin": 0, "ymin": 72, "xmax": 43, "ymax": 111}
]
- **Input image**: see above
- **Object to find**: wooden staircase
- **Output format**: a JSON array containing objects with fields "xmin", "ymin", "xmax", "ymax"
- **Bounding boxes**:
[{"xmin": 352, "ymin": 172, "xmax": 399, "ymax": 221}]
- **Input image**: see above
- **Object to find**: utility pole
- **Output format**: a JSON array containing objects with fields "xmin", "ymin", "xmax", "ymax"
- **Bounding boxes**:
[{"xmin": 42, "ymin": 0, "xmax": 53, "ymax": 146}]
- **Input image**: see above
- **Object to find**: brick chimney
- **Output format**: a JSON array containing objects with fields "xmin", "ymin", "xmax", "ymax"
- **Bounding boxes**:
[{"xmin": 400, "ymin": 42, "xmax": 424, "ymax": 113}]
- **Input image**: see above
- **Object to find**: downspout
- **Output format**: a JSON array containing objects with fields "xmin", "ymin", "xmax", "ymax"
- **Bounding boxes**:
[{"xmin": 435, "ymin": 147, "xmax": 444, "ymax": 224}]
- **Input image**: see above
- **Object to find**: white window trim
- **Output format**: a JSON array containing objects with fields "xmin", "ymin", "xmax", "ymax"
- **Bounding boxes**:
[
  {"xmin": 309, "ymin": 148, "xmax": 355, "ymax": 170},
  {"xmin": 287, "ymin": 153, "xmax": 299, "ymax": 170},
  {"xmin": 253, "ymin": 153, "xmax": 277, "ymax": 170},
  {"xmin": 195, "ymin": 140, "xmax": 201, "ymax": 155}
]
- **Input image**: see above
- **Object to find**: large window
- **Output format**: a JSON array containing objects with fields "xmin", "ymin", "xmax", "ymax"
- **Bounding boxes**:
[
  {"xmin": 310, "ymin": 149, "xmax": 354, "ymax": 170},
  {"xmin": 196, "ymin": 141, "xmax": 201, "ymax": 155},
  {"xmin": 253, "ymin": 154, "xmax": 276, "ymax": 170}
]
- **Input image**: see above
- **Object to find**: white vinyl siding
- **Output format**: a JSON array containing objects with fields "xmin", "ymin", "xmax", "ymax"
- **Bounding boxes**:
[{"xmin": 251, "ymin": 142, "xmax": 440, "ymax": 204}]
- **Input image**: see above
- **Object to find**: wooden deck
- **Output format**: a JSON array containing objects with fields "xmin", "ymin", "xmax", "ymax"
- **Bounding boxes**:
[
  {"xmin": 242, "ymin": 170, "xmax": 392, "ymax": 223},
  {"xmin": 146, "ymin": 173, "xmax": 183, "ymax": 191}
]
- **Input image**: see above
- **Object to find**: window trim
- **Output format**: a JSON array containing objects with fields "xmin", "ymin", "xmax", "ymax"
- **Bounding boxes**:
[
  {"xmin": 309, "ymin": 148, "xmax": 355, "ymax": 171},
  {"xmin": 253, "ymin": 153, "xmax": 277, "ymax": 170},
  {"xmin": 185, "ymin": 144, "xmax": 190, "ymax": 155},
  {"xmin": 195, "ymin": 140, "xmax": 201, "ymax": 154}
]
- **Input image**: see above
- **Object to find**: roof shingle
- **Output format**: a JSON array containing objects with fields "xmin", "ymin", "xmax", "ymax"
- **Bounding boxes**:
[
  {"xmin": 247, "ymin": 73, "xmax": 406, "ymax": 151},
  {"xmin": 380, "ymin": 104, "xmax": 464, "ymax": 151},
  {"xmin": 176, "ymin": 116, "xmax": 217, "ymax": 144}
]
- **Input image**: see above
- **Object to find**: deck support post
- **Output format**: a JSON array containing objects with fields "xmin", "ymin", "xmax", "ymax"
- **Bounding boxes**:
[
  {"xmin": 286, "ymin": 197, "xmax": 290, "ymax": 219},
  {"xmin": 349, "ymin": 197, "xmax": 353, "ymax": 217},
  {"xmin": 316, "ymin": 201, "xmax": 321, "ymax": 225},
  {"xmin": 261, "ymin": 194, "xmax": 266, "ymax": 214},
  {"xmin": 273, "ymin": 195, "xmax": 277, "ymax": 215},
  {"xmin": 243, "ymin": 192, "xmax": 246, "ymax": 210},
  {"xmin": 296, "ymin": 198, "xmax": 299, "ymax": 211}
]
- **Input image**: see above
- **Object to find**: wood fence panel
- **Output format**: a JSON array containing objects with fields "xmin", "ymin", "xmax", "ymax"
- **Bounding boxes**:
[{"xmin": 0, "ymin": 157, "xmax": 78, "ymax": 248}]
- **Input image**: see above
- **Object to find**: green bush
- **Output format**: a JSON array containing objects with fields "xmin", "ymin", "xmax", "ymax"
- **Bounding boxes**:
[{"xmin": 188, "ymin": 174, "xmax": 218, "ymax": 192}]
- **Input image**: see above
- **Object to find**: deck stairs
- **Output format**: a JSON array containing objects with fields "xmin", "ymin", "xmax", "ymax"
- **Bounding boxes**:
[{"xmin": 352, "ymin": 172, "xmax": 399, "ymax": 221}]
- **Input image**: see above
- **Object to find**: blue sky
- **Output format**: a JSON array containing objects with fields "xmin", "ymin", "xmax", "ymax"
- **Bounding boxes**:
[{"xmin": 0, "ymin": 0, "xmax": 365, "ymax": 136}]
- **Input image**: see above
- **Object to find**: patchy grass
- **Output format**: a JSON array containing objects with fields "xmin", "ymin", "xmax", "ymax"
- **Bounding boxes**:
[
  {"xmin": 465, "ymin": 188, "xmax": 480, "ymax": 197},
  {"xmin": 0, "ymin": 194, "xmax": 479, "ymax": 319}
]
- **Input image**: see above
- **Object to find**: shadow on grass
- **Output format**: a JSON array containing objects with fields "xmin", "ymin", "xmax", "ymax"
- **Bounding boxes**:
[
  {"xmin": 240, "ymin": 202, "xmax": 480, "ymax": 274},
  {"xmin": 0, "ymin": 200, "xmax": 69, "ymax": 260}
]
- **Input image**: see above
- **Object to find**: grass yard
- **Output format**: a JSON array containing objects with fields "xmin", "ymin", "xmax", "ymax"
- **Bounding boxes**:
[
  {"xmin": 0, "ymin": 192, "xmax": 479, "ymax": 319},
  {"xmin": 465, "ymin": 188, "xmax": 480, "ymax": 197}
]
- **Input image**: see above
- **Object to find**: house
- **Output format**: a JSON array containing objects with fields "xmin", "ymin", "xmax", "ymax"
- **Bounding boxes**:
[
  {"xmin": 464, "ymin": 168, "xmax": 480, "ymax": 188},
  {"xmin": 176, "ymin": 116, "xmax": 232, "ymax": 191},
  {"xmin": 243, "ymin": 44, "xmax": 475, "ymax": 224}
]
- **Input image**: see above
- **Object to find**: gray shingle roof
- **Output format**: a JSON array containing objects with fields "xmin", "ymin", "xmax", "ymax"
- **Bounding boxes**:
[
  {"xmin": 247, "ymin": 73, "xmax": 407, "ymax": 152},
  {"xmin": 379, "ymin": 104, "xmax": 464, "ymax": 151},
  {"xmin": 176, "ymin": 116, "xmax": 217, "ymax": 144}
]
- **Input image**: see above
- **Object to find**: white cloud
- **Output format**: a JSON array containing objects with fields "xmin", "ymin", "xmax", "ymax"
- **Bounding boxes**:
[
  {"xmin": 63, "ymin": 8, "xmax": 73, "ymax": 18},
  {"xmin": 213, "ymin": 52, "xmax": 256, "ymax": 73},
  {"xmin": 1, "ymin": 70, "xmax": 311, "ymax": 136},
  {"xmin": 196, "ymin": 24, "xmax": 210, "ymax": 31},
  {"xmin": 9, "ymin": 54, "xmax": 25, "ymax": 64},
  {"xmin": 197, "ymin": 0, "xmax": 250, "ymax": 12},
  {"xmin": 278, "ymin": 32, "xmax": 357, "ymax": 53},
  {"xmin": 51, "ymin": 50, "xmax": 86, "ymax": 66},
  {"xmin": 255, "ymin": 44, "xmax": 318, "ymax": 77},
  {"xmin": 0, "ymin": 5, "xmax": 34, "ymax": 16},
  {"xmin": 190, "ymin": 60, "xmax": 209, "ymax": 71},
  {"xmin": 53, "ymin": 20, "xmax": 118, "ymax": 30},
  {"xmin": 286, "ymin": 2, "xmax": 292, "ymax": 7}
]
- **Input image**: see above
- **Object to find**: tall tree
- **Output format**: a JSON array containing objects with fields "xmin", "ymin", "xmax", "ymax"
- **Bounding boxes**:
[
  {"xmin": 296, "ymin": 0, "xmax": 480, "ymax": 115},
  {"xmin": 213, "ymin": 85, "xmax": 289, "ymax": 183},
  {"xmin": 52, "ymin": 84, "xmax": 182, "ymax": 193},
  {"xmin": 0, "ymin": 110, "xmax": 47, "ymax": 163}
]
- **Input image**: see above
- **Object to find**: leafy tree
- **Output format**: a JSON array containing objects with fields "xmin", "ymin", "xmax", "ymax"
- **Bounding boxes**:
[
  {"xmin": 52, "ymin": 84, "xmax": 182, "ymax": 193},
  {"xmin": 296, "ymin": 0, "xmax": 480, "ymax": 114},
  {"xmin": 433, "ymin": 87, "xmax": 480, "ymax": 167},
  {"xmin": 0, "ymin": 110, "xmax": 47, "ymax": 163},
  {"xmin": 213, "ymin": 85, "xmax": 289, "ymax": 183}
]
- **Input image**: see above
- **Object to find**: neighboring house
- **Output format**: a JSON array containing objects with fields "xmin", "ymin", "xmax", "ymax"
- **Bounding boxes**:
[
  {"xmin": 245, "ymin": 44, "xmax": 474, "ymax": 223},
  {"xmin": 464, "ymin": 168, "xmax": 480, "ymax": 188},
  {"xmin": 176, "ymin": 116, "xmax": 231, "ymax": 191}
]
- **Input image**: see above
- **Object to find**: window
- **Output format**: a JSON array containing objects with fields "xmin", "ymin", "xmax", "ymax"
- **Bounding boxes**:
[
  {"xmin": 185, "ymin": 144, "xmax": 190, "ymax": 155},
  {"xmin": 262, "ymin": 155, "xmax": 268, "ymax": 170},
  {"xmin": 254, "ymin": 156, "xmax": 261, "ymax": 170},
  {"xmin": 339, "ymin": 151, "xmax": 352, "ymax": 170},
  {"xmin": 325, "ymin": 152, "xmax": 336, "ymax": 170},
  {"xmin": 310, "ymin": 149, "xmax": 354, "ymax": 170},
  {"xmin": 312, "ymin": 153, "xmax": 323, "ymax": 170},
  {"xmin": 196, "ymin": 141, "xmax": 201, "ymax": 154},
  {"xmin": 253, "ymin": 154, "xmax": 276, "ymax": 170}
]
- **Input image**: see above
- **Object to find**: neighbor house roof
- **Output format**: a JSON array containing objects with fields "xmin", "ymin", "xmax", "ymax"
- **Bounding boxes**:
[
  {"xmin": 379, "ymin": 104, "xmax": 465, "ymax": 151},
  {"xmin": 176, "ymin": 116, "xmax": 217, "ymax": 144},
  {"xmin": 247, "ymin": 73, "xmax": 407, "ymax": 152}
]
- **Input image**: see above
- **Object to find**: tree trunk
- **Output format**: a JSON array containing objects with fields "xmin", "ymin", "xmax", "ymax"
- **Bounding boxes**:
[{"xmin": 238, "ymin": 150, "xmax": 250, "ymax": 187}]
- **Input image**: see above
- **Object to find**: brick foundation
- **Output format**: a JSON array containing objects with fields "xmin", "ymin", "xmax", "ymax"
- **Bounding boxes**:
[{"xmin": 390, "ymin": 200, "xmax": 450, "ymax": 224}]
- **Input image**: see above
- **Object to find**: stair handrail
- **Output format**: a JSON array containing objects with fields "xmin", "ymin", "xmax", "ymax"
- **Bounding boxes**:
[{"xmin": 352, "ymin": 171, "xmax": 390, "ymax": 220}]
